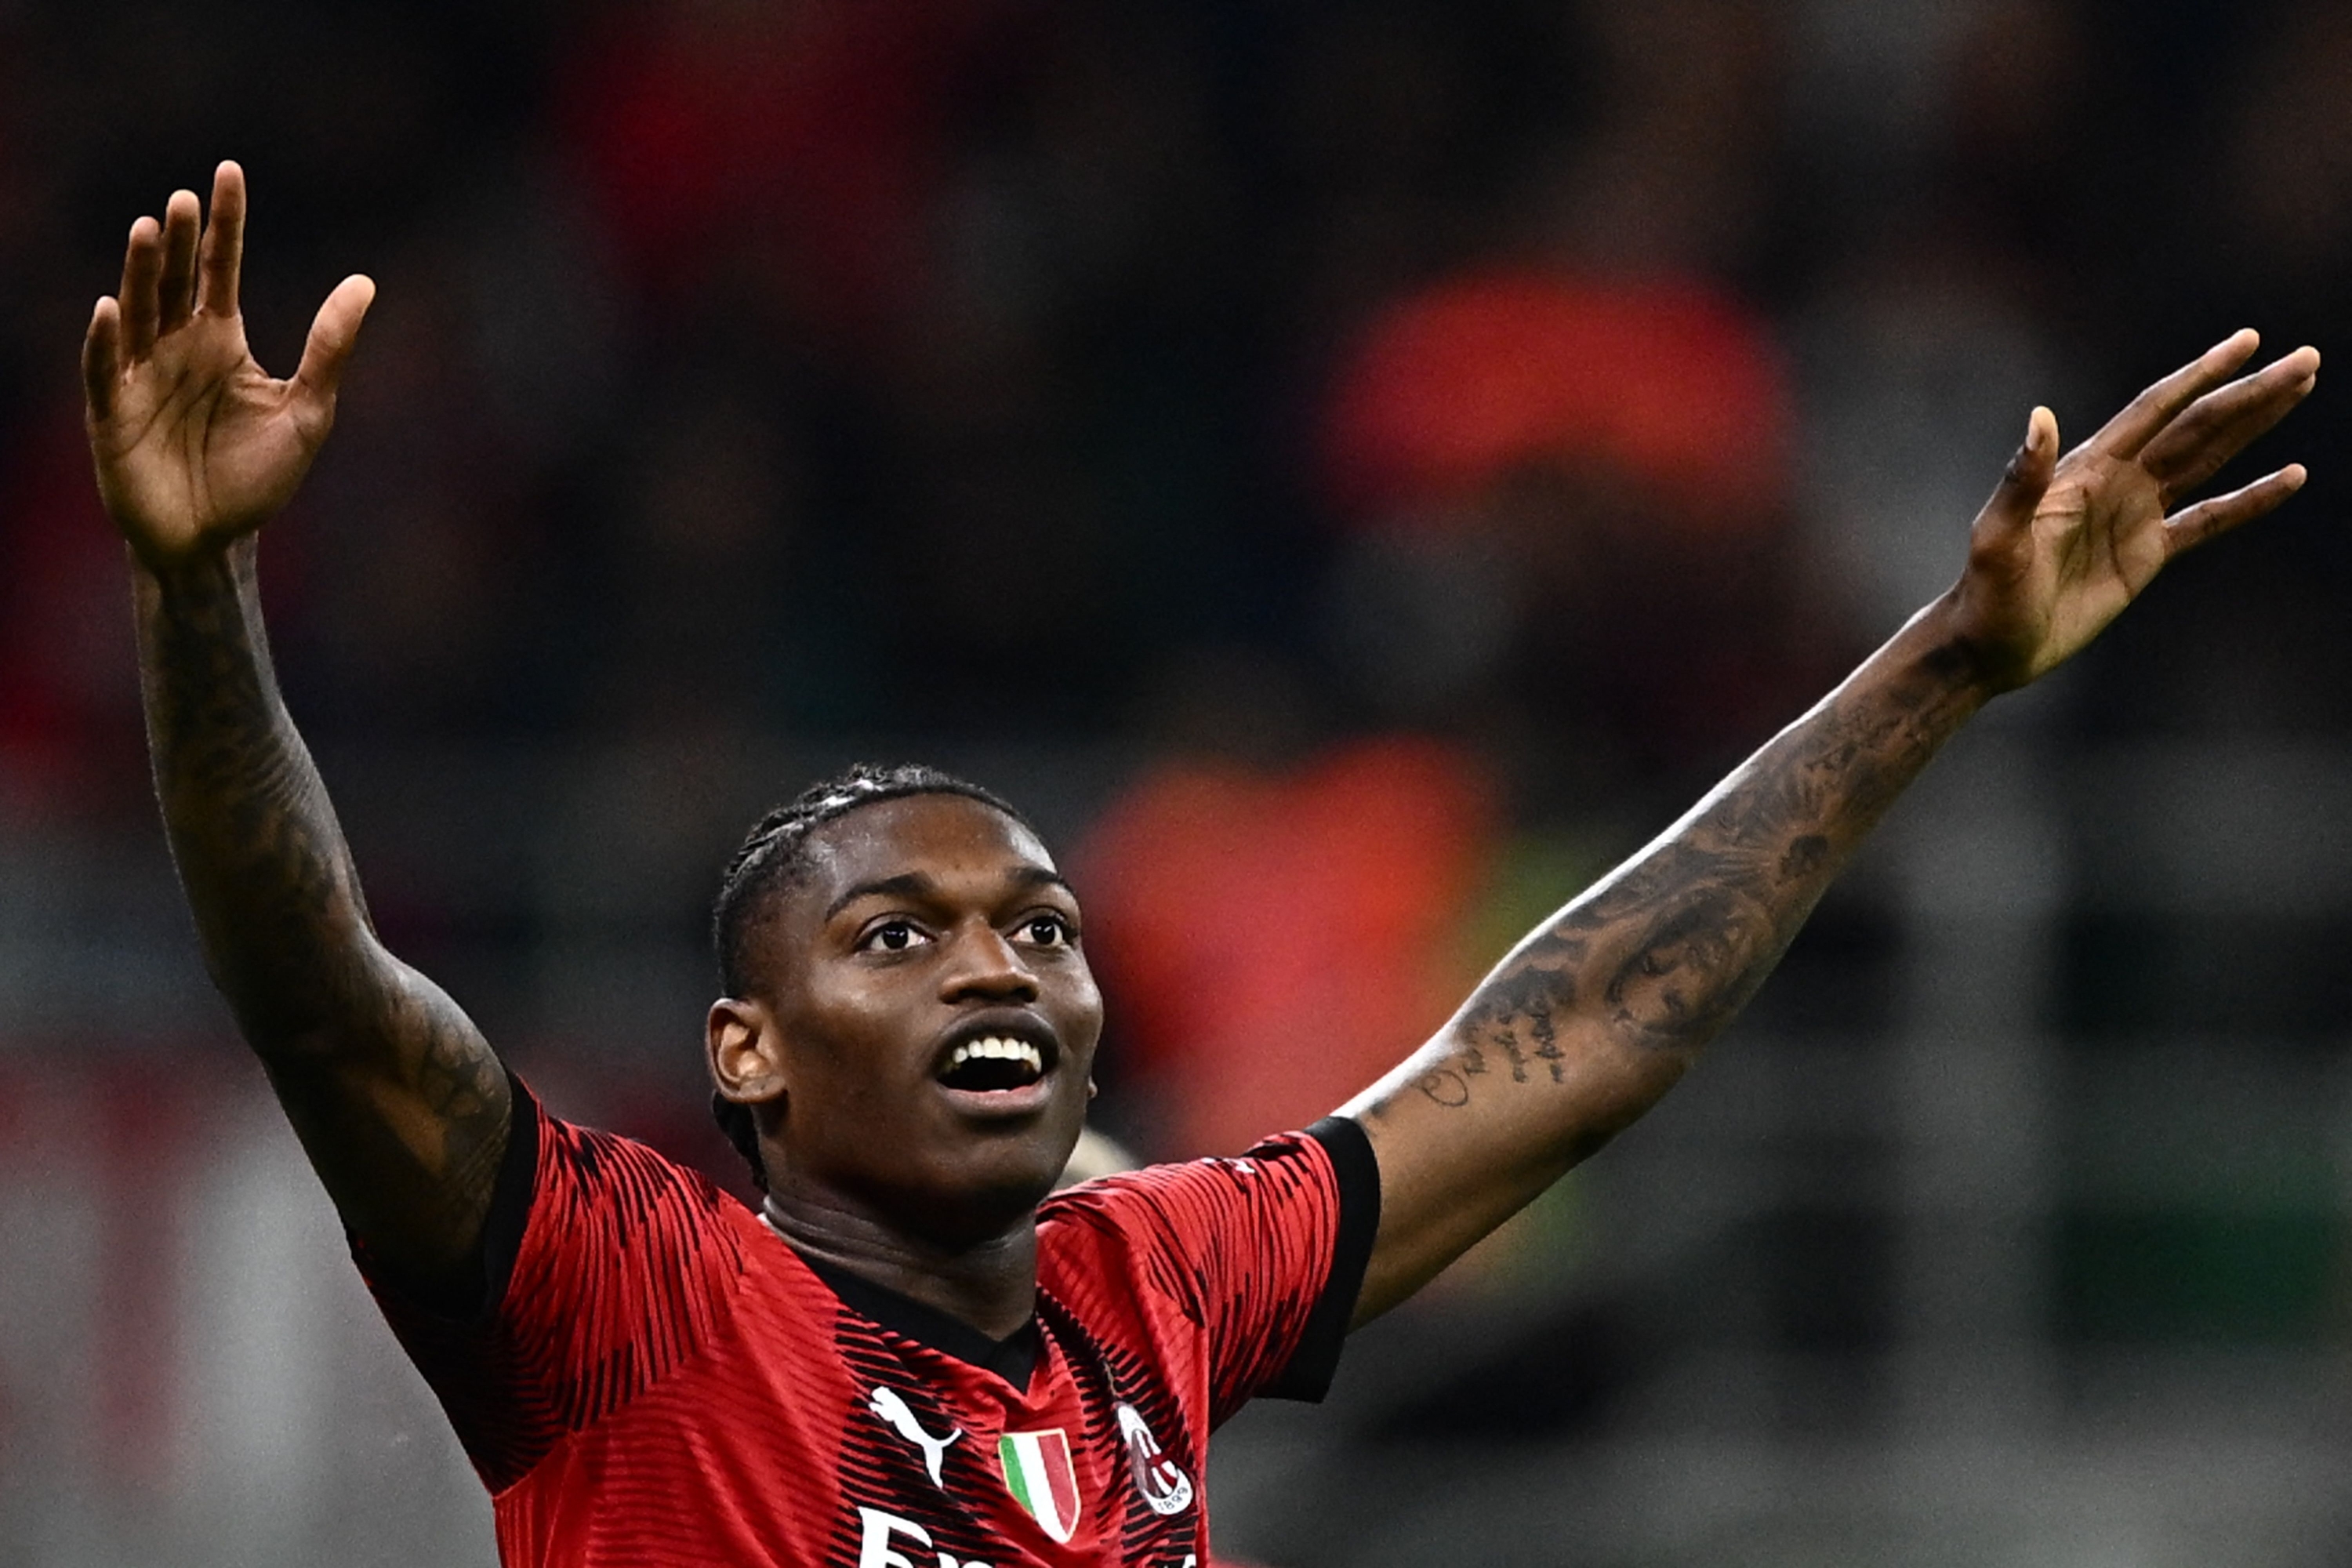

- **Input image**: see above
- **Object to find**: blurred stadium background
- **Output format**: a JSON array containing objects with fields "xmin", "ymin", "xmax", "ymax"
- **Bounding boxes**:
[{"xmin": 8, "ymin": 1, "xmax": 2352, "ymax": 1563}]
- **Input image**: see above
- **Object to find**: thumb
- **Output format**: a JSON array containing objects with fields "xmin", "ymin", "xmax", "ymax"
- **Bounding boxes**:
[
  {"xmin": 1975, "ymin": 405, "xmax": 2059, "ymax": 543},
  {"xmin": 290, "ymin": 274, "xmax": 376, "ymax": 426}
]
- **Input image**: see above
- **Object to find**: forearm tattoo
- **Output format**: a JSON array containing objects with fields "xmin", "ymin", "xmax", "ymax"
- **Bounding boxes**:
[
  {"xmin": 141, "ymin": 543, "xmax": 368, "ymax": 1036},
  {"xmin": 1400, "ymin": 639, "xmax": 1982, "ymax": 1116}
]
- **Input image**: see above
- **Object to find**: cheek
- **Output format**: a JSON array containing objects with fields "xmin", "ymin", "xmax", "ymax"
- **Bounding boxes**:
[
  {"xmin": 776, "ymin": 1040, "xmax": 924, "ymax": 1158},
  {"xmin": 1058, "ymin": 962, "xmax": 1107, "ymax": 1055},
  {"xmin": 774, "ymin": 987, "xmax": 914, "ymax": 1094}
]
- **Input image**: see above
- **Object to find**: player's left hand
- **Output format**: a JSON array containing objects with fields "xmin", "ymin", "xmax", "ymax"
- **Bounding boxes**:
[{"xmin": 1946, "ymin": 329, "xmax": 2318, "ymax": 691}]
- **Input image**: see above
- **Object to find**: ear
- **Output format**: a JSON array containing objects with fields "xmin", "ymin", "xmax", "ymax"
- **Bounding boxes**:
[{"xmin": 708, "ymin": 996, "xmax": 789, "ymax": 1107}]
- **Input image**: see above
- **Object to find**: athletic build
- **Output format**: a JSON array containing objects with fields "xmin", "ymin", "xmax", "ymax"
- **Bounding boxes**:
[{"xmin": 84, "ymin": 164, "xmax": 2318, "ymax": 1564}]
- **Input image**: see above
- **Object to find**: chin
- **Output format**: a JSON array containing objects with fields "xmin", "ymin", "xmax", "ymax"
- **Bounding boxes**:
[{"xmin": 909, "ymin": 1126, "xmax": 1080, "ymax": 1243}]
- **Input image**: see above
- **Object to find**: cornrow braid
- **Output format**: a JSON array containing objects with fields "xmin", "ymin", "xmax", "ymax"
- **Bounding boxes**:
[{"xmin": 708, "ymin": 762, "xmax": 1034, "ymax": 1191}]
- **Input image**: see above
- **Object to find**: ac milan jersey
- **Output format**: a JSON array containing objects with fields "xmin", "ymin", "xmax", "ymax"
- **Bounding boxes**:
[{"xmin": 355, "ymin": 1081, "xmax": 1377, "ymax": 1567}]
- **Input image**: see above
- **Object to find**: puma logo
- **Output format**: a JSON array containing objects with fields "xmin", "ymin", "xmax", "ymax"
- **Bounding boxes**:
[{"xmin": 868, "ymin": 1386, "xmax": 962, "ymax": 1488}]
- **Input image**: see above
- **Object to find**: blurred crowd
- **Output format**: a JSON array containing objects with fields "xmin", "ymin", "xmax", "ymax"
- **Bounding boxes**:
[
  {"xmin": 14, "ymin": 4, "xmax": 2352, "ymax": 1562},
  {"xmin": 5, "ymin": 0, "xmax": 2352, "ymax": 1154}
]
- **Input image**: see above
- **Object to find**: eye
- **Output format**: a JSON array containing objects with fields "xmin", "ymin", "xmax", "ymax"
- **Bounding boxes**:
[
  {"xmin": 858, "ymin": 919, "xmax": 931, "ymax": 953},
  {"xmin": 1020, "ymin": 913, "xmax": 1076, "ymax": 948}
]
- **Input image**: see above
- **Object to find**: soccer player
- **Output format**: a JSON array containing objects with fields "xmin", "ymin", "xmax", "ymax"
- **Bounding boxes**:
[{"xmin": 83, "ymin": 163, "xmax": 2317, "ymax": 1567}]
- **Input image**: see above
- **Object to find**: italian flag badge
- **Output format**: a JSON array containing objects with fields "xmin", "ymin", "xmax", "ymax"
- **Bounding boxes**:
[{"xmin": 997, "ymin": 1428, "xmax": 1081, "ymax": 1544}]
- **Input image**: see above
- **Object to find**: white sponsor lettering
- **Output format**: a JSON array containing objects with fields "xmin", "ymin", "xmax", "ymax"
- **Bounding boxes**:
[
  {"xmin": 1115, "ymin": 1402, "xmax": 1195, "ymax": 1515},
  {"xmin": 857, "ymin": 1507, "xmax": 933, "ymax": 1568},
  {"xmin": 856, "ymin": 1504, "xmax": 993, "ymax": 1568}
]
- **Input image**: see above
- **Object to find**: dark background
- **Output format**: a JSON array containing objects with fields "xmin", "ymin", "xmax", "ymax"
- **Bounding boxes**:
[{"xmin": 6, "ymin": 2, "xmax": 2352, "ymax": 1563}]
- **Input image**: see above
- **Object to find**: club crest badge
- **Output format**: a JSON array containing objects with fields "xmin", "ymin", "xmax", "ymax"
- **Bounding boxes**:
[
  {"xmin": 996, "ymin": 1428, "xmax": 1081, "ymax": 1544},
  {"xmin": 1115, "ymin": 1402, "xmax": 1194, "ymax": 1515}
]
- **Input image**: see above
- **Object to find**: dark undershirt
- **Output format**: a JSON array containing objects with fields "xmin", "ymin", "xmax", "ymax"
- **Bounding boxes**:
[{"xmin": 793, "ymin": 1247, "xmax": 1047, "ymax": 1388}]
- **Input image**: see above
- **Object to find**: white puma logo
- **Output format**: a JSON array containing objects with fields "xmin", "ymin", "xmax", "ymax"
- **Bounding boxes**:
[{"xmin": 868, "ymin": 1386, "xmax": 962, "ymax": 1487}]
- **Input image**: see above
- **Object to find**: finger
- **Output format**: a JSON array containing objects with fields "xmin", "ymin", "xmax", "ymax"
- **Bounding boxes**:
[
  {"xmin": 2142, "ymin": 347, "xmax": 2321, "ymax": 502},
  {"xmin": 157, "ymin": 189, "xmax": 201, "ymax": 335},
  {"xmin": 289, "ymin": 274, "xmax": 377, "ymax": 428},
  {"xmin": 2094, "ymin": 329, "xmax": 2262, "ymax": 462},
  {"xmin": 2161, "ymin": 463, "xmax": 2308, "ymax": 557},
  {"xmin": 1973, "ymin": 405, "xmax": 2060, "ymax": 543},
  {"xmin": 118, "ymin": 215, "xmax": 163, "ymax": 361},
  {"xmin": 83, "ymin": 297, "xmax": 122, "ymax": 422},
  {"xmin": 198, "ymin": 160, "xmax": 246, "ymax": 318}
]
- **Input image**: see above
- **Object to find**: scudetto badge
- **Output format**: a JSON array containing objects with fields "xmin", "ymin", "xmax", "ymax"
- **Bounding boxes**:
[{"xmin": 998, "ymin": 1428, "xmax": 1081, "ymax": 1544}]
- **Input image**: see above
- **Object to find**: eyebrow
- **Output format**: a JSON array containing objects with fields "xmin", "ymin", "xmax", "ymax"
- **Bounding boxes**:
[{"xmin": 822, "ymin": 865, "xmax": 1073, "ymax": 923}]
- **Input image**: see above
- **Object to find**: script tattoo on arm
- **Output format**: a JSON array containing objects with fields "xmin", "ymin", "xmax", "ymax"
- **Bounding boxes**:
[
  {"xmin": 1345, "ymin": 624, "xmax": 1991, "ymax": 1327},
  {"xmin": 1404, "ymin": 637, "xmax": 1984, "ymax": 1118},
  {"xmin": 138, "ymin": 539, "xmax": 510, "ymax": 1277},
  {"xmin": 1348, "ymin": 336, "xmax": 2319, "ymax": 1327}
]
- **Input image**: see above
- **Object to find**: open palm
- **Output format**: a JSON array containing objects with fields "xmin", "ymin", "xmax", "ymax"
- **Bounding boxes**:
[
  {"xmin": 1951, "ymin": 331, "xmax": 2319, "ymax": 690},
  {"xmin": 83, "ymin": 162, "xmax": 373, "ymax": 572}
]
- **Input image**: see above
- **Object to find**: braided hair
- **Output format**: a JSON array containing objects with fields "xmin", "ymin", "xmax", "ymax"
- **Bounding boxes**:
[{"xmin": 708, "ymin": 763, "xmax": 1034, "ymax": 1189}]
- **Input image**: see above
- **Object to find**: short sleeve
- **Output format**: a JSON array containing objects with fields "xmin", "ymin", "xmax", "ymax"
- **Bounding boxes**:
[
  {"xmin": 1044, "ymin": 1116, "xmax": 1379, "ymax": 1422},
  {"xmin": 350, "ymin": 1080, "xmax": 752, "ymax": 1493}
]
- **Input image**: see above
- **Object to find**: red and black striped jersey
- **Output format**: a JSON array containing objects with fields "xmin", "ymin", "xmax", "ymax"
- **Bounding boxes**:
[{"xmin": 354, "ymin": 1081, "xmax": 1377, "ymax": 1567}]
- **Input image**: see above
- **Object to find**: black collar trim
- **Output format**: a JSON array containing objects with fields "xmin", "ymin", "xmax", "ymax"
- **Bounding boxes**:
[{"xmin": 793, "ymin": 1249, "xmax": 1041, "ymax": 1390}]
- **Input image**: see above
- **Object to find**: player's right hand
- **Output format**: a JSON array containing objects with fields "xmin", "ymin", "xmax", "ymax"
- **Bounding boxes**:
[{"xmin": 83, "ymin": 160, "xmax": 373, "ymax": 572}]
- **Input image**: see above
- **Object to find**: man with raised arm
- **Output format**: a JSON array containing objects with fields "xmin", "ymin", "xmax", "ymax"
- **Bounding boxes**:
[{"xmin": 86, "ymin": 163, "xmax": 2317, "ymax": 1568}]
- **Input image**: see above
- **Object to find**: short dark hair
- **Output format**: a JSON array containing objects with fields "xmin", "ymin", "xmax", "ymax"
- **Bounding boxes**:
[{"xmin": 708, "ymin": 762, "xmax": 1034, "ymax": 1190}]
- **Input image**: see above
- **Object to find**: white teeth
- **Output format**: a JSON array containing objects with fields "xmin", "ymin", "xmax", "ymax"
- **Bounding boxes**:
[{"xmin": 945, "ymin": 1036, "xmax": 1045, "ymax": 1076}]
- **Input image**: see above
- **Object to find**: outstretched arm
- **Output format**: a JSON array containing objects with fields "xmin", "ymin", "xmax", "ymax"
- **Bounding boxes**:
[
  {"xmin": 87, "ymin": 163, "xmax": 510, "ymax": 1287},
  {"xmin": 1344, "ymin": 331, "xmax": 2319, "ymax": 1324}
]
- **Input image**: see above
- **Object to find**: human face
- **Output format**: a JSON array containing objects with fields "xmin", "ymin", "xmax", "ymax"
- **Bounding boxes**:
[{"xmin": 713, "ymin": 794, "xmax": 1104, "ymax": 1243}]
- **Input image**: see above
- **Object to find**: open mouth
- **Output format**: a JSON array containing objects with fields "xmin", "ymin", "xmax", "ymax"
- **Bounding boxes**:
[{"xmin": 935, "ymin": 1034, "xmax": 1051, "ymax": 1094}]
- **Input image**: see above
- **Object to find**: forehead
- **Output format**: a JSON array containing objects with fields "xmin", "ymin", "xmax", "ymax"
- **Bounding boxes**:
[{"xmin": 797, "ymin": 794, "xmax": 1058, "ymax": 906}]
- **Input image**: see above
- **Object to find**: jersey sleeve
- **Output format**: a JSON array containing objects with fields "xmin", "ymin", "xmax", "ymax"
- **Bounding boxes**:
[
  {"xmin": 349, "ymin": 1077, "xmax": 752, "ymax": 1494},
  {"xmin": 1048, "ymin": 1116, "xmax": 1380, "ymax": 1423}
]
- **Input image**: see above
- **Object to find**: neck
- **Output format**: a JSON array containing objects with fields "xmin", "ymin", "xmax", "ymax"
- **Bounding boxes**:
[{"xmin": 760, "ymin": 1181, "xmax": 1040, "ymax": 1341}]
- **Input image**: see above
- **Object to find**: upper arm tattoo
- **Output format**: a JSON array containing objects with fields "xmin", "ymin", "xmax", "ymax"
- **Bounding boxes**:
[{"xmin": 139, "ymin": 542, "xmax": 509, "ymax": 1263}]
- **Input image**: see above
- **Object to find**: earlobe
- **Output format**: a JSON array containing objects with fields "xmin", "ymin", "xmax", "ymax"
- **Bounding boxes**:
[
  {"xmin": 707, "ymin": 996, "xmax": 787, "ymax": 1105},
  {"xmin": 1087, "ymin": 1076, "xmax": 1098, "ymax": 1102}
]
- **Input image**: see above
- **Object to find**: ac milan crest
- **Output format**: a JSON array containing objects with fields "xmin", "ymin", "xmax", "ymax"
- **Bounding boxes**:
[{"xmin": 1115, "ymin": 1402, "xmax": 1193, "ymax": 1515}]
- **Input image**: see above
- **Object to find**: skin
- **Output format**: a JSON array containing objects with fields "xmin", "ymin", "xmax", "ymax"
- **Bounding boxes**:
[
  {"xmin": 1341, "ymin": 345, "xmax": 2319, "ymax": 1323},
  {"xmin": 707, "ymin": 796, "xmax": 1103, "ymax": 1338},
  {"xmin": 86, "ymin": 163, "xmax": 504, "ymax": 1291},
  {"xmin": 88, "ymin": 165, "xmax": 2318, "ymax": 1344}
]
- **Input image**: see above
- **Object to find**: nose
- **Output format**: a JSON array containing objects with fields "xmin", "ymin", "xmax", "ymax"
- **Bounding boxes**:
[{"xmin": 939, "ymin": 920, "xmax": 1039, "ymax": 1004}]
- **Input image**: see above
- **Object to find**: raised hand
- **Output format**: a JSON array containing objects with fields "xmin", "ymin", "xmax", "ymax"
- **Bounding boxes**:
[
  {"xmin": 1950, "ymin": 330, "xmax": 2319, "ymax": 691},
  {"xmin": 1346, "ymin": 327, "xmax": 2320, "ymax": 1323},
  {"xmin": 83, "ymin": 161, "xmax": 375, "ymax": 573}
]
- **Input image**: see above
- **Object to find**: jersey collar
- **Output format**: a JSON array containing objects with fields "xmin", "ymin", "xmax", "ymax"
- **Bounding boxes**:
[{"xmin": 774, "ymin": 1228, "xmax": 1043, "ymax": 1390}]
